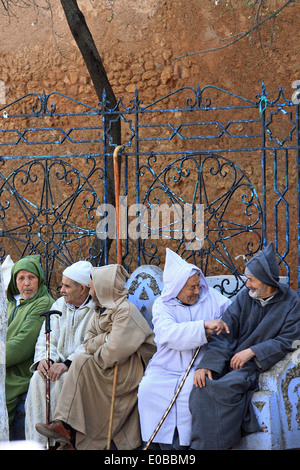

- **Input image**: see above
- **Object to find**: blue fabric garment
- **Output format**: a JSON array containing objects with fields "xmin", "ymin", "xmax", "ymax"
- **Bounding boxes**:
[{"xmin": 189, "ymin": 243, "xmax": 300, "ymax": 450}]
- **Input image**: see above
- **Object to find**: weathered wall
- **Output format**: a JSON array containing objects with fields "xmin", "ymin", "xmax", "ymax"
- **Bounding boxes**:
[
  {"xmin": 0, "ymin": 0, "xmax": 298, "ymax": 107},
  {"xmin": 0, "ymin": 0, "xmax": 299, "ymax": 284}
]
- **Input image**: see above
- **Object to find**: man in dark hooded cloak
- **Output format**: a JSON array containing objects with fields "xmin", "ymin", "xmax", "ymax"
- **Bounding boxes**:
[{"xmin": 189, "ymin": 242, "xmax": 300, "ymax": 450}]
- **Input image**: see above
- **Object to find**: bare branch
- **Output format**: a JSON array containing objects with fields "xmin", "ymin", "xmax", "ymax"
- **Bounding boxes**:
[{"xmin": 174, "ymin": 0, "xmax": 295, "ymax": 60}]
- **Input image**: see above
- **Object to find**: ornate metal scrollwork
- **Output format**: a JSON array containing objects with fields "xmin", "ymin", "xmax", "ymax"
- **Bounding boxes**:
[
  {"xmin": 136, "ymin": 152, "xmax": 262, "ymax": 296},
  {"xmin": 0, "ymin": 156, "xmax": 104, "ymax": 292},
  {"xmin": 0, "ymin": 82, "xmax": 298, "ymax": 292}
]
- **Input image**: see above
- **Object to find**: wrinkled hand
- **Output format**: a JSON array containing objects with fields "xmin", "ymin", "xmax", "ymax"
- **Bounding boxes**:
[
  {"xmin": 193, "ymin": 368, "xmax": 213, "ymax": 388},
  {"xmin": 48, "ymin": 362, "xmax": 68, "ymax": 381},
  {"xmin": 230, "ymin": 348, "xmax": 255, "ymax": 370},
  {"xmin": 37, "ymin": 359, "xmax": 51, "ymax": 379},
  {"xmin": 37, "ymin": 359, "xmax": 68, "ymax": 381},
  {"xmin": 204, "ymin": 318, "xmax": 230, "ymax": 339}
]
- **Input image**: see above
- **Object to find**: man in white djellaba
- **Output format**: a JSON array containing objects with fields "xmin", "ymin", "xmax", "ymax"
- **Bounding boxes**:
[
  {"xmin": 138, "ymin": 248, "xmax": 231, "ymax": 450},
  {"xmin": 25, "ymin": 260, "xmax": 96, "ymax": 448}
]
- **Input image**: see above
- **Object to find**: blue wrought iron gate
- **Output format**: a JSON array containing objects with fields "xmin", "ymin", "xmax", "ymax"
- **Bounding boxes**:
[{"xmin": 0, "ymin": 82, "xmax": 299, "ymax": 296}]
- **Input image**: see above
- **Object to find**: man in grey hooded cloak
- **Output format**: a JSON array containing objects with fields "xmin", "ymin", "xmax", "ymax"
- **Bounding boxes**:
[{"xmin": 189, "ymin": 242, "xmax": 300, "ymax": 450}]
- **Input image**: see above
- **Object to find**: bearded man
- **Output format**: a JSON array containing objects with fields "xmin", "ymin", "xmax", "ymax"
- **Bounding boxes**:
[
  {"xmin": 189, "ymin": 242, "xmax": 300, "ymax": 450},
  {"xmin": 25, "ymin": 260, "xmax": 95, "ymax": 447},
  {"xmin": 5, "ymin": 255, "xmax": 54, "ymax": 438},
  {"xmin": 137, "ymin": 248, "xmax": 231, "ymax": 450}
]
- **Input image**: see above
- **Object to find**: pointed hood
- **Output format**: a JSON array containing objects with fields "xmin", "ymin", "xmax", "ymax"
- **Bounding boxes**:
[
  {"xmin": 245, "ymin": 241, "xmax": 281, "ymax": 288},
  {"xmin": 1, "ymin": 254, "xmax": 14, "ymax": 291},
  {"xmin": 160, "ymin": 248, "xmax": 208, "ymax": 303},
  {"xmin": 7, "ymin": 254, "xmax": 49, "ymax": 303},
  {"xmin": 91, "ymin": 264, "xmax": 129, "ymax": 309}
]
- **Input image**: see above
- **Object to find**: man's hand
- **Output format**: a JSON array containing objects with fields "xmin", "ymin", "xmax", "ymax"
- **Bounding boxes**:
[
  {"xmin": 37, "ymin": 359, "xmax": 51, "ymax": 379},
  {"xmin": 193, "ymin": 368, "xmax": 213, "ymax": 388},
  {"xmin": 37, "ymin": 359, "xmax": 68, "ymax": 381},
  {"xmin": 204, "ymin": 318, "xmax": 230, "ymax": 339},
  {"xmin": 48, "ymin": 362, "xmax": 68, "ymax": 381},
  {"xmin": 230, "ymin": 348, "xmax": 255, "ymax": 370}
]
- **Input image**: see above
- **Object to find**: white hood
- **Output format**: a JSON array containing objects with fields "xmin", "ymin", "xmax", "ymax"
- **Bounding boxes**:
[{"xmin": 160, "ymin": 248, "xmax": 208, "ymax": 303}]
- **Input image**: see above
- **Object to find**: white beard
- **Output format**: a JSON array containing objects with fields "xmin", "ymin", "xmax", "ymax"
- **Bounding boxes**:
[{"xmin": 248, "ymin": 289, "xmax": 260, "ymax": 299}]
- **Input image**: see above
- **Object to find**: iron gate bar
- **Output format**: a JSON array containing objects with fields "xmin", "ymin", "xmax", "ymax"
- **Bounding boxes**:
[{"xmin": 0, "ymin": 82, "xmax": 299, "ymax": 295}]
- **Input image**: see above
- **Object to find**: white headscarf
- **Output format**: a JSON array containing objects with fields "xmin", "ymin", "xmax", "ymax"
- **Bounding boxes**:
[
  {"xmin": 1, "ymin": 255, "xmax": 14, "ymax": 291},
  {"xmin": 63, "ymin": 260, "xmax": 92, "ymax": 287},
  {"xmin": 160, "ymin": 248, "xmax": 208, "ymax": 303}
]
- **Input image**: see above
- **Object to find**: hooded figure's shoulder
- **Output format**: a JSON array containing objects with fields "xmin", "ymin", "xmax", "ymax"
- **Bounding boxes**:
[
  {"xmin": 281, "ymin": 284, "xmax": 300, "ymax": 306},
  {"xmin": 113, "ymin": 297, "xmax": 154, "ymax": 335}
]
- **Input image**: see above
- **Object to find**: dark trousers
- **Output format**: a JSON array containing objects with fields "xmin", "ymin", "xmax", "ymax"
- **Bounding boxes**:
[{"xmin": 189, "ymin": 365, "xmax": 260, "ymax": 450}]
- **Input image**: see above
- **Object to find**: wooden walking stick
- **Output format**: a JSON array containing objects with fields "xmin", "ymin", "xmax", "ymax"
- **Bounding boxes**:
[
  {"xmin": 106, "ymin": 145, "xmax": 123, "ymax": 450},
  {"xmin": 143, "ymin": 345, "xmax": 201, "ymax": 450},
  {"xmin": 107, "ymin": 360, "xmax": 118, "ymax": 450},
  {"xmin": 40, "ymin": 310, "xmax": 62, "ymax": 449},
  {"xmin": 113, "ymin": 145, "xmax": 123, "ymax": 267}
]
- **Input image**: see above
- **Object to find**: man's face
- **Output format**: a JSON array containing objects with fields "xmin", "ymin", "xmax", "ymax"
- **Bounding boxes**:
[
  {"xmin": 246, "ymin": 274, "xmax": 274, "ymax": 299},
  {"xmin": 16, "ymin": 270, "xmax": 39, "ymax": 300},
  {"xmin": 60, "ymin": 275, "xmax": 86, "ymax": 306},
  {"xmin": 177, "ymin": 273, "xmax": 200, "ymax": 305}
]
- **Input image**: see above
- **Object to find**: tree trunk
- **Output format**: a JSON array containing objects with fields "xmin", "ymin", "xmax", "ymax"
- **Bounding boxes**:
[
  {"xmin": 60, "ymin": 0, "xmax": 121, "ymax": 262},
  {"xmin": 0, "ymin": 267, "xmax": 8, "ymax": 442}
]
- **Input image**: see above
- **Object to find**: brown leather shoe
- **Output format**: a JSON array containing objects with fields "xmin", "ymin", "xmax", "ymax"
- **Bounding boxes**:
[{"xmin": 35, "ymin": 420, "xmax": 71, "ymax": 444}]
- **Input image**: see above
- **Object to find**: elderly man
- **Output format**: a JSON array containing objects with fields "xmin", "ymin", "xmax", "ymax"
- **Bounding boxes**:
[
  {"xmin": 35, "ymin": 264, "xmax": 156, "ymax": 450},
  {"xmin": 6, "ymin": 255, "xmax": 54, "ymax": 439},
  {"xmin": 189, "ymin": 242, "xmax": 300, "ymax": 450},
  {"xmin": 137, "ymin": 248, "xmax": 231, "ymax": 450},
  {"xmin": 25, "ymin": 260, "xmax": 95, "ymax": 447}
]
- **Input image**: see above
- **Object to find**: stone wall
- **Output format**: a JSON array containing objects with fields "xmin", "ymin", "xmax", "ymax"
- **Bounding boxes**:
[
  {"xmin": 0, "ymin": 0, "xmax": 298, "ymax": 108},
  {"xmin": 0, "ymin": 0, "xmax": 299, "ymax": 284}
]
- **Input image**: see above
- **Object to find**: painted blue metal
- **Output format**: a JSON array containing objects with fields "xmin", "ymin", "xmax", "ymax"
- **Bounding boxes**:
[{"xmin": 0, "ymin": 83, "xmax": 299, "ymax": 295}]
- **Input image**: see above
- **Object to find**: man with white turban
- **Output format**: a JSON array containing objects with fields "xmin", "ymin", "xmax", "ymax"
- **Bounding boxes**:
[
  {"xmin": 138, "ymin": 248, "xmax": 232, "ymax": 449},
  {"xmin": 25, "ymin": 260, "xmax": 96, "ymax": 448}
]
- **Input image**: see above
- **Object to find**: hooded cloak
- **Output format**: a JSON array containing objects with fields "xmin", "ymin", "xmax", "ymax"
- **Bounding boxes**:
[
  {"xmin": 62, "ymin": 260, "xmax": 92, "ymax": 287},
  {"xmin": 1, "ymin": 254, "xmax": 14, "ymax": 291},
  {"xmin": 245, "ymin": 241, "xmax": 280, "ymax": 288},
  {"xmin": 138, "ymin": 249, "xmax": 231, "ymax": 447},
  {"xmin": 189, "ymin": 242, "xmax": 300, "ymax": 450},
  {"xmin": 5, "ymin": 255, "xmax": 54, "ymax": 433},
  {"xmin": 53, "ymin": 264, "xmax": 156, "ymax": 450}
]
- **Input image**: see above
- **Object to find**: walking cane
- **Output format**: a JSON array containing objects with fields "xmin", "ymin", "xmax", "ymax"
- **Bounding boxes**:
[
  {"xmin": 143, "ymin": 345, "xmax": 201, "ymax": 450},
  {"xmin": 40, "ymin": 310, "xmax": 62, "ymax": 449},
  {"xmin": 106, "ymin": 145, "xmax": 123, "ymax": 450},
  {"xmin": 113, "ymin": 145, "xmax": 123, "ymax": 266}
]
